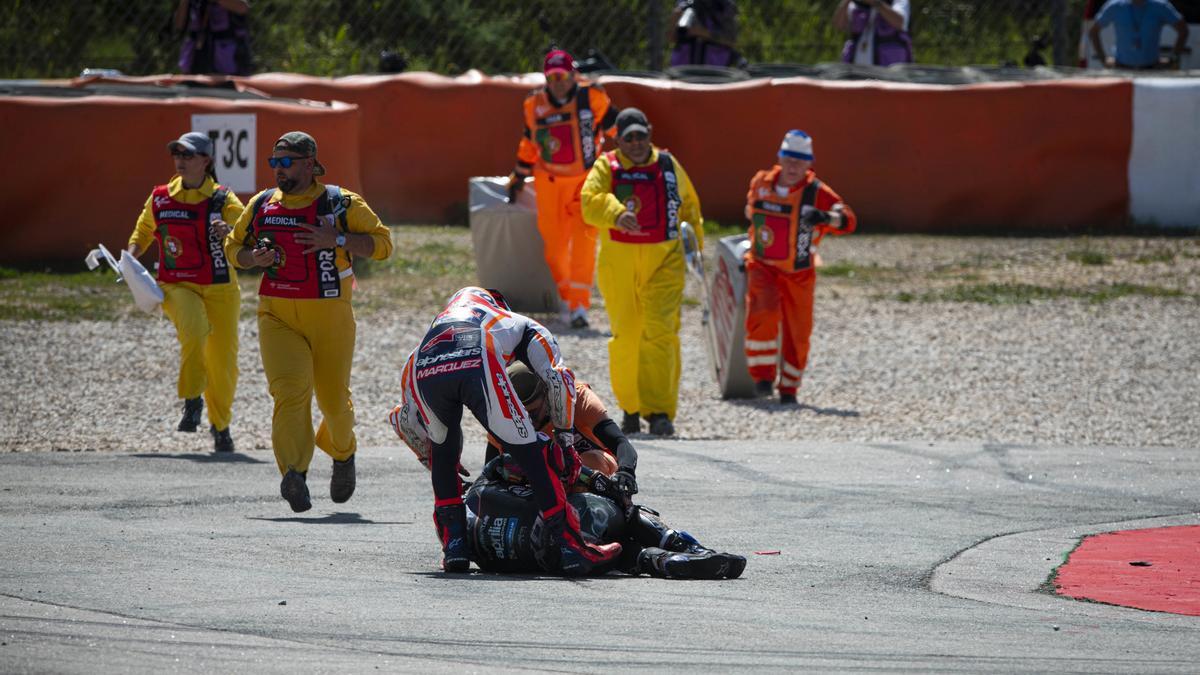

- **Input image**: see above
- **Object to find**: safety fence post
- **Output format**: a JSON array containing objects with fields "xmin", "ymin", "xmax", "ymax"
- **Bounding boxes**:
[
  {"xmin": 648, "ymin": 0, "xmax": 663, "ymax": 71},
  {"xmin": 1052, "ymin": 0, "xmax": 1068, "ymax": 66}
]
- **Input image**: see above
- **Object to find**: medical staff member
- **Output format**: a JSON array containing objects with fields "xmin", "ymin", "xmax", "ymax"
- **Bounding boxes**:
[
  {"xmin": 743, "ymin": 130, "xmax": 856, "ymax": 404},
  {"xmin": 581, "ymin": 108, "xmax": 703, "ymax": 437},
  {"xmin": 508, "ymin": 49, "xmax": 619, "ymax": 328},
  {"xmin": 128, "ymin": 131, "xmax": 244, "ymax": 453},
  {"xmin": 227, "ymin": 131, "xmax": 393, "ymax": 512}
]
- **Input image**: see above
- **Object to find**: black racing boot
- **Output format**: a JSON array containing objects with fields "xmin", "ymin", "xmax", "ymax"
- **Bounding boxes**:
[
  {"xmin": 637, "ymin": 546, "xmax": 745, "ymax": 579},
  {"xmin": 754, "ymin": 380, "xmax": 774, "ymax": 398},
  {"xmin": 779, "ymin": 392, "xmax": 798, "ymax": 405},
  {"xmin": 647, "ymin": 413, "xmax": 675, "ymax": 437},
  {"xmin": 330, "ymin": 454, "xmax": 356, "ymax": 503},
  {"xmin": 621, "ymin": 411, "xmax": 640, "ymax": 435},
  {"xmin": 210, "ymin": 425, "xmax": 234, "ymax": 453},
  {"xmin": 660, "ymin": 528, "xmax": 747, "ymax": 579},
  {"xmin": 178, "ymin": 397, "xmax": 203, "ymax": 432},
  {"xmin": 280, "ymin": 470, "xmax": 311, "ymax": 513},
  {"xmin": 434, "ymin": 504, "xmax": 471, "ymax": 573}
]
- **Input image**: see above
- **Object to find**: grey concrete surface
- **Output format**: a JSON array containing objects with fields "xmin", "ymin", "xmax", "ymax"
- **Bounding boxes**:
[{"xmin": 2, "ymin": 440, "xmax": 1198, "ymax": 673}]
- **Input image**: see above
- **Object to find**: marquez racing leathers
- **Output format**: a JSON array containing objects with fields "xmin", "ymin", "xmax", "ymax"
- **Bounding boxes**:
[{"xmin": 395, "ymin": 287, "xmax": 620, "ymax": 574}]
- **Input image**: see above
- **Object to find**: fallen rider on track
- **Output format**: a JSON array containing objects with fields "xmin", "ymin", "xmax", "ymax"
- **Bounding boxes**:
[{"xmin": 464, "ymin": 453, "xmax": 746, "ymax": 579}]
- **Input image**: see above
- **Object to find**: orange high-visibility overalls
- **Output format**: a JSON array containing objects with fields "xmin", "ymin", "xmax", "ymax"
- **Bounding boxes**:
[
  {"xmin": 513, "ymin": 82, "xmax": 617, "ymax": 312},
  {"xmin": 744, "ymin": 167, "xmax": 856, "ymax": 396}
]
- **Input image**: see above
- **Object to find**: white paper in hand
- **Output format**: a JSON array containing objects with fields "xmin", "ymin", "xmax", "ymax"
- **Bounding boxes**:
[{"xmin": 118, "ymin": 250, "xmax": 163, "ymax": 313}]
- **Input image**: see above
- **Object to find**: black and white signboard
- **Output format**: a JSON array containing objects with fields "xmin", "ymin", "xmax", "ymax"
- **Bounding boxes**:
[{"xmin": 192, "ymin": 113, "xmax": 256, "ymax": 193}]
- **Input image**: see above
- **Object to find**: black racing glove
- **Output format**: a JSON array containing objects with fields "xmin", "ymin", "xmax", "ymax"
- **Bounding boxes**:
[
  {"xmin": 800, "ymin": 207, "xmax": 831, "ymax": 227},
  {"xmin": 612, "ymin": 468, "xmax": 638, "ymax": 497},
  {"xmin": 506, "ymin": 173, "xmax": 525, "ymax": 203}
]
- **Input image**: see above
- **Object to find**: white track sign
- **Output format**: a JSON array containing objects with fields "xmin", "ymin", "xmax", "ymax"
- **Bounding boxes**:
[{"xmin": 191, "ymin": 113, "xmax": 256, "ymax": 194}]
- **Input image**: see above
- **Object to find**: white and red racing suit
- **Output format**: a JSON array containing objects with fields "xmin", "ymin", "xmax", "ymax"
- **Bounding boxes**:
[{"xmin": 394, "ymin": 286, "xmax": 619, "ymax": 574}]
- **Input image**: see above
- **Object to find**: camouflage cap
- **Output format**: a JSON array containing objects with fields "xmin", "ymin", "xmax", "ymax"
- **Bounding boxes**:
[{"xmin": 273, "ymin": 131, "xmax": 326, "ymax": 175}]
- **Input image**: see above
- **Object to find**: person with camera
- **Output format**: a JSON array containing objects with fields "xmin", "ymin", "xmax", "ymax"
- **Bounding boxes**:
[
  {"xmin": 127, "ymin": 132, "xmax": 245, "ymax": 453},
  {"xmin": 669, "ymin": 0, "xmax": 742, "ymax": 67},
  {"xmin": 506, "ymin": 49, "xmax": 619, "ymax": 329},
  {"xmin": 174, "ymin": 0, "xmax": 254, "ymax": 76},
  {"xmin": 833, "ymin": 0, "xmax": 914, "ymax": 66},
  {"xmin": 226, "ymin": 131, "xmax": 393, "ymax": 513},
  {"xmin": 743, "ymin": 130, "xmax": 856, "ymax": 405},
  {"xmin": 1088, "ymin": 0, "xmax": 1189, "ymax": 69}
]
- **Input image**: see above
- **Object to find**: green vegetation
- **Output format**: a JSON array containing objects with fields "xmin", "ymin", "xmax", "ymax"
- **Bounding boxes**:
[
  {"xmin": 702, "ymin": 220, "xmax": 745, "ymax": 238},
  {"xmin": 0, "ymin": 268, "xmax": 132, "ymax": 321},
  {"xmin": 896, "ymin": 282, "xmax": 1188, "ymax": 305},
  {"xmin": 1134, "ymin": 251, "xmax": 1176, "ymax": 265},
  {"xmin": 1066, "ymin": 250, "xmax": 1111, "ymax": 266},
  {"xmin": 1, "ymin": 0, "xmax": 1091, "ymax": 79},
  {"xmin": 4, "ymin": 231, "xmax": 1193, "ymax": 321}
]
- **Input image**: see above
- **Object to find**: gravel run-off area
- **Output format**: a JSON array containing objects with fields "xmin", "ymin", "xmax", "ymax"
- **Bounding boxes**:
[{"xmin": 2, "ymin": 234, "xmax": 1198, "ymax": 461}]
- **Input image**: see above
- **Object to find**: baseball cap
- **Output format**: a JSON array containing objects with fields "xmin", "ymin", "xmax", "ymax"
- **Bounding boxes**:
[
  {"xmin": 166, "ymin": 131, "xmax": 213, "ymax": 156},
  {"xmin": 616, "ymin": 108, "xmax": 650, "ymax": 139},
  {"xmin": 273, "ymin": 131, "xmax": 326, "ymax": 175},
  {"xmin": 543, "ymin": 49, "xmax": 575, "ymax": 75},
  {"xmin": 778, "ymin": 129, "xmax": 814, "ymax": 161}
]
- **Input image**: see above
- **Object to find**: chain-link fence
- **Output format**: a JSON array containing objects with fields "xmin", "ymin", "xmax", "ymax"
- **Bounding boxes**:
[{"xmin": 2, "ymin": 1, "xmax": 1092, "ymax": 80}]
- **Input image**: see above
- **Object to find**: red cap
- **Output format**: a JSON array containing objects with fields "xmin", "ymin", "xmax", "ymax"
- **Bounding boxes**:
[{"xmin": 543, "ymin": 50, "xmax": 575, "ymax": 75}]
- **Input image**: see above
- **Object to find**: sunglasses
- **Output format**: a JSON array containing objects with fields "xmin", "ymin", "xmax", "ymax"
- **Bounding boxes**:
[
  {"xmin": 268, "ymin": 155, "xmax": 309, "ymax": 169},
  {"xmin": 546, "ymin": 71, "xmax": 572, "ymax": 82},
  {"xmin": 171, "ymin": 150, "xmax": 198, "ymax": 160},
  {"xmin": 621, "ymin": 132, "xmax": 649, "ymax": 142}
]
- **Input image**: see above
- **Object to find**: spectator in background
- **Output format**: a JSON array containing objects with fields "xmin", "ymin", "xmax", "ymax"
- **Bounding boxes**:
[
  {"xmin": 670, "ymin": 0, "xmax": 742, "ymax": 67},
  {"xmin": 507, "ymin": 50, "xmax": 619, "ymax": 329},
  {"xmin": 175, "ymin": 0, "xmax": 254, "ymax": 76},
  {"xmin": 1088, "ymin": 0, "xmax": 1189, "ymax": 69},
  {"xmin": 833, "ymin": 0, "xmax": 914, "ymax": 66},
  {"xmin": 127, "ymin": 132, "xmax": 245, "ymax": 453}
]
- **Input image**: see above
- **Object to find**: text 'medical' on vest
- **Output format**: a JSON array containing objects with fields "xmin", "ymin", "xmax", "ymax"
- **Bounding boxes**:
[
  {"xmin": 607, "ymin": 151, "xmax": 682, "ymax": 244},
  {"xmin": 247, "ymin": 185, "xmax": 350, "ymax": 299},
  {"xmin": 151, "ymin": 185, "xmax": 232, "ymax": 285}
]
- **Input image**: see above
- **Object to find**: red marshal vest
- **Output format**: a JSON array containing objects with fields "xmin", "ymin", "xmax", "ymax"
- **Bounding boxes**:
[
  {"xmin": 532, "ymin": 85, "xmax": 597, "ymax": 174},
  {"xmin": 748, "ymin": 178, "xmax": 820, "ymax": 271},
  {"xmin": 607, "ymin": 150, "xmax": 682, "ymax": 244},
  {"xmin": 150, "ymin": 185, "xmax": 232, "ymax": 285},
  {"xmin": 247, "ymin": 185, "xmax": 349, "ymax": 299}
]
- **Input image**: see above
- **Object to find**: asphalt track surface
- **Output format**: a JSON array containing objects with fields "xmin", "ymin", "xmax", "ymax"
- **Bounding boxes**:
[{"xmin": 2, "ymin": 440, "xmax": 1198, "ymax": 673}]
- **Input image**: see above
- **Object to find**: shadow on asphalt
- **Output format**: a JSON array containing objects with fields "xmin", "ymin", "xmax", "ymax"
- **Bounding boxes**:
[
  {"xmin": 724, "ymin": 399, "xmax": 860, "ymax": 417},
  {"xmin": 407, "ymin": 571, "xmax": 636, "ymax": 582},
  {"xmin": 130, "ymin": 452, "xmax": 269, "ymax": 464},
  {"xmin": 245, "ymin": 512, "xmax": 410, "ymax": 525}
]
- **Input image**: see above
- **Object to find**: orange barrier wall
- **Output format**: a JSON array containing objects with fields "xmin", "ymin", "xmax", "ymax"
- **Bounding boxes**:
[
  {"xmin": 242, "ymin": 72, "xmax": 1132, "ymax": 233},
  {"xmin": 242, "ymin": 73, "xmax": 533, "ymax": 223},
  {"xmin": 2, "ymin": 74, "xmax": 1133, "ymax": 265},
  {"xmin": 601, "ymin": 77, "xmax": 1133, "ymax": 233},
  {"xmin": 0, "ymin": 96, "xmax": 360, "ymax": 265}
]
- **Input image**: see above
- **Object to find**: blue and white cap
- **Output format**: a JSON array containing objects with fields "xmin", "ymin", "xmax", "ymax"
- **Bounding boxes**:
[{"xmin": 778, "ymin": 129, "xmax": 813, "ymax": 161}]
